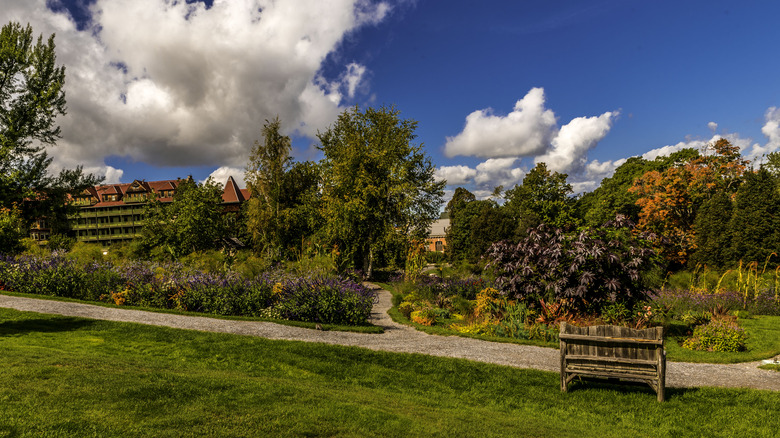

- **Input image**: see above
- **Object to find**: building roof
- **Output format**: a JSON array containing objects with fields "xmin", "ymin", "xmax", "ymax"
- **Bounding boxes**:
[
  {"xmin": 222, "ymin": 176, "xmax": 245, "ymax": 203},
  {"xmin": 428, "ymin": 218, "xmax": 450, "ymax": 237},
  {"xmin": 74, "ymin": 176, "xmax": 250, "ymax": 209}
]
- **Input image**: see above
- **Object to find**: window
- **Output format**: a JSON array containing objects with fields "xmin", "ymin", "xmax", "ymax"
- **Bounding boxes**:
[{"xmin": 435, "ymin": 241, "xmax": 443, "ymax": 252}]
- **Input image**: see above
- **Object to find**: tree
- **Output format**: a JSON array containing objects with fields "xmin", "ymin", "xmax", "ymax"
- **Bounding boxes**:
[
  {"xmin": 245, "ymin": 117, "xmax": 292, "ymax": 258},
  {"xmin": 690, "ymin": 190, "xmax": 733, "ymax": 268},
  {"xmin": 245, "ymin": 118, "xmax": 322, "ymax": 260},
  {"xmin": 141, "ymin": 177, "xmax": 226, "ymax": 258},
  {"xmin": 728, "ymin": 168, "xmax": 780, "ymax": 265},
  {"xmin": 504, "ymin": 162, "xmax": 578, "ymax": 238},
  {"xmin": 0, "ymin": 22, "xmax": 100, "ymax": 237},
  {"xmin": 318, "ymin": 105, "xmax": 444, "ymax": 278},
  {"xmin": 629, "ymin": 140, "xmax": 747, "ymax": 267}
]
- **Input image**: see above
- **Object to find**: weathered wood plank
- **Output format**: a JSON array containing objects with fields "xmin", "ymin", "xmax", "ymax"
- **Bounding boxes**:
[{"xmin": 558, "ymin": 323, "xmax": 666, "ymax": 402}]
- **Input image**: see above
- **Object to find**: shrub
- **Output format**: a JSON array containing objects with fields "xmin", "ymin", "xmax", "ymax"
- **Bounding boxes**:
[
  {"xmin": 487, "ymin": 216, "xmax": 658, "ymax": 314},
  {"xmin": 410, "ymin": 308, "xmax": 437, "ymax": 326},
  {"xmin": 600, "ymin": 301, "xmax": 631, "ymax": 325},
  {"xmin": 0, "ymin": 254, "xmax": 376, "ymax": 325},
  {"xmin": 398, "ymin": 301, "xmax": 414, "ymax": 319},
  {"xmin": 273, "ymin": 276, "xmax": 375, "ymax": 325},
  {"xmin": 682, "ymin": 319, "xmax": 748, "ymax": 352}
]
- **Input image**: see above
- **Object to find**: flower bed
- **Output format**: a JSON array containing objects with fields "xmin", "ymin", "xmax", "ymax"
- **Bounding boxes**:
[{"xmin": 0, "ymin": 254, "xmax": 376, "ymax": 325}]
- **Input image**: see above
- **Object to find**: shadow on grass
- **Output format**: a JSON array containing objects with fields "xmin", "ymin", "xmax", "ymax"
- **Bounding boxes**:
[
  {"xmin": 565, "ymin": 377, "xmax": 699, "ymax": 401},
  {"xmin": 0, "ymin": 317, "xmax": 95, "ymax": 337}
]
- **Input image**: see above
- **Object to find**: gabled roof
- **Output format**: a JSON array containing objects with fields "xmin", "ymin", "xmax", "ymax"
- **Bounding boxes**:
[
  {"xmin": 221, "ymin": 176, "xmax": 245, "ymax": 203},
  {"xmin": 126, "ymin": 180, "xmax": 152, "ymax": 193}
]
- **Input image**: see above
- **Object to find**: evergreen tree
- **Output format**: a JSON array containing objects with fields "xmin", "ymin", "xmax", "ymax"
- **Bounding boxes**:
[
  {"xmin": 728, "ymin": 168, "xmax": 780, "ymax": 264},
  {"xmin": 690, "ymin": 190, "xmax": 733, "ymax": 268}
]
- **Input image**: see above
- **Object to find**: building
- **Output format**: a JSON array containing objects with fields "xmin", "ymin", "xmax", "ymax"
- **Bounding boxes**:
[
  {"xmin": 64, "ymin": 176, "xmax": 249, "ymax": 246},
  {"xmin": 425, "ymin": 218, "xmax": 450, "ymax": 252}
]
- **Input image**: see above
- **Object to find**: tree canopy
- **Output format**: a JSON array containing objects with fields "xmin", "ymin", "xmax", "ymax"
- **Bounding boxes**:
[
  {"xmin": 318, "ymin": 105, "xmax": 444, "ymax": 277},
  {"xmin": 0, "ymin": 21, "xmax": 100, "ymax": 251}
]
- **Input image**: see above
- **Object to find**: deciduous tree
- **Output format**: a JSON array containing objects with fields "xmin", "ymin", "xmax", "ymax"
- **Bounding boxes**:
[
  {"xmin": 318, "ymin": 105, "xmax": 444, "ymax": 278},
  {"xmin": 0, "ymin": 21, "xmax": 100, "ymax": 237},
  {"xmin": 141, "ymin": 177, "xmax": 226, "ymax": 258},
  {"xmin": 504, "ymin": 162, "xmax": 578, "ymax": 237}
]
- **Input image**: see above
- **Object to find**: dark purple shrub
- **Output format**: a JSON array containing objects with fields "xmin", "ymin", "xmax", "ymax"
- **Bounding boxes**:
[{"xmin": 487, "ymin": 216, "xmax": 658, "ymax": 313}]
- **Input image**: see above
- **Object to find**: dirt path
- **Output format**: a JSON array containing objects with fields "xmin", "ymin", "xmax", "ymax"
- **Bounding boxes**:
[{"xmin": 1, "ymin": 286, "xmax": 778, "ymax": 392}]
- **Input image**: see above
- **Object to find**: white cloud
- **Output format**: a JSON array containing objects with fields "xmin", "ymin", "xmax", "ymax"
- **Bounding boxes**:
[
  {"xmin": 434, "ymin": 165, "xmax": 477, "ymax": 185},
  {"xmin": 205, "ymin": 166, "xmax": 246, "ymax": 189},
  {"xmin": 708, "ymin": 121, "xmax": 718, "ymax": 131},
  {"xmin": 5, "ymin": 0, "xmax": 390, "ymax": 177},
  {"xmin": 444, "ymin": 87, "xmax": 557, "ymax": 158},
  {"xmin": 534, "ymin": 111, "xmax": 617, "ymax": 173},
  {"xmin": 748, "ymin": 107, "xmax": 780, "ymax": 161},
  {"xmin": 474, "ymin": 158, "xmax": 525, "ymax": 187},
  {"xmin": 444, "ymin": 87, "xmax": 617, "ymax": 175}
]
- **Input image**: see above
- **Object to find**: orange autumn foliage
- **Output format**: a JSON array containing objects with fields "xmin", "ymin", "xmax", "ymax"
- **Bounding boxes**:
[{"xmin": 629, "ymin": 139, "xmax": 747, "ymax": 266}]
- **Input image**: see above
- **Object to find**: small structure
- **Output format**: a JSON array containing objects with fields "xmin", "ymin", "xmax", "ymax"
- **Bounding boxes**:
[
  {"xmin": 559, "ymin": 322, "xmax": 666, "ymax": 402},
  {"xmin": 426, "ymin": 218, "xmax": 449, "ymax": 252}
]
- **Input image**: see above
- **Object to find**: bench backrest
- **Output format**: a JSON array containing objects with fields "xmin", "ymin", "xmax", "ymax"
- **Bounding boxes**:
[{"xmin": 559, "ymin": 322, "xmax": 663, "ymax": 362}]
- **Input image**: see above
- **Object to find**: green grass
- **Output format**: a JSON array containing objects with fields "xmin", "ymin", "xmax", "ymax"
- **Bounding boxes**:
[
  {"xmin": 1, "ymin": 307, "xmax": 779, "ymax": 437},
  {"xmin": 759, "ymin": 364, "xmax": 780, "ymax": 372},
  {"xmin": 379, "ymin": 283, "xmax": 780, "ymax": 364},
  {"xmin": 0, "ymin": 290, "xmax": 383, "ymax": 334},
  {"xmin": 664, "ymin": 316, "xmax": 780, "ymax": 363}
]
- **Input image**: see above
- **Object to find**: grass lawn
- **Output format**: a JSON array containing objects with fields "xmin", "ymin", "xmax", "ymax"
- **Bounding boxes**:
[{"xmin": 1, "ymin": 308, "xmax": 779, "ymax": 437}]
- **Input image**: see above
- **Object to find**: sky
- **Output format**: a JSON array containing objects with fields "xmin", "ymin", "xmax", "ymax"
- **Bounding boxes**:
[{"xmin": 4, "ymin": 0, "xmax": 780, "ymax": 200}]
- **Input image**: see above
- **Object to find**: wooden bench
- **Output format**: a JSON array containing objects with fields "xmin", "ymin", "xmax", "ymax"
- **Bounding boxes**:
[{"xmin": 559, "ymin": 322, "xmax": 666, "ymax": 402}]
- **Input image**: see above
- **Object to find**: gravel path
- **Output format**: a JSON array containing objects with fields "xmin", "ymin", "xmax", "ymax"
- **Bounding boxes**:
[{"xmin": 1, "ymin": 285, "xmax": 778, "ymax": 392}]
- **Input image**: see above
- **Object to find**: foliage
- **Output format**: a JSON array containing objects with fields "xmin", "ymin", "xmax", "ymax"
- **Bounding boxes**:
[
  {"xmin": 629, "ymin": 140, "xmax": 747, "ymax": 267},
  {"xmin": 690, "ymin": 190, "xmax": 733, "ymax": 268},
  {"xmin": 579, "ymin": 156, "xmax": 659, "ymax": 226},
  {"xmin": 446, "ymin": 196, "xmax": 514, "ymax": 262},
  {"xmin": 727, "ymin": 168, "xmax": 780, "ymax": 265},
  {"xmin": 0, "ymin": 21, "xmax": 101, "ymax": 237},
  {"xmin": 140, "ymin": 177, "xmax": 227, "ymax": 259},
  {"xmin": 245, "ymin": 118, "xmax": 322, "ymax": 260},
  {"xmin": 318, "ymin": 105, "xmax": 444, "ymax": 278},
  {"xmin": 504, "ymin": 162, "xmax": 579, "ymax": 235},
  {"xmin": 487, "ymin": 216, "xmax": 658, "ymax": 313},
  {"xmin": 404, "ymin": 239, "xmax": 427, "ymax": 282},
  {"xmin": 600, "ymin": 301, "xmax": 631, "ymax": 325},
  {"xmin": 267, "ymin": 276, "xmax": 374, "ymax": 325},
  {"xmin": 0, "ymin": 206, "xmax": 25, "ymax": 254},
  {"xmin": 0, "ymin": 254, "xmax": 376, "ymax": 325},
  {"xmin": 682, "ymin": 319, "xmax": 748, "ymax": 352}
]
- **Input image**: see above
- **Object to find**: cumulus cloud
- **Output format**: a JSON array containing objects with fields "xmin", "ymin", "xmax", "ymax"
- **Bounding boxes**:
[
  {"xmin": 474, "ymin": 158, "xmax": 525, "ymax": 187},
  {"xmin": 534, "ymin": 111, "xmax": 617, "ymax": 173},
  {"xmin": 444, "ymin": 87, "xmax": 557, "ymax": 159},
  {"xmin": 708, "ymin": 121, "xmax": 718, "ymax": 131},
  {"xmin": 206, "ymin": 166, "xmax": 246, "ymax": 189},
  {"xmin": 6, "ymin": 0, "xmax": 390, "ymax": 180},
  {"xmin": 434, "ymin": 165, "xmax": 477, "ymax": 185},
  {"xmin": 444, "ymin": 87, "xmax": 617, "ymax": 175}
]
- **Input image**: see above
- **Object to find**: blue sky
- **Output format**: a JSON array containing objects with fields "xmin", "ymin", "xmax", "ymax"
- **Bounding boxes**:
[{"xmin": 5, "ymin": 0, "xmax": 780, "ymax": 198}]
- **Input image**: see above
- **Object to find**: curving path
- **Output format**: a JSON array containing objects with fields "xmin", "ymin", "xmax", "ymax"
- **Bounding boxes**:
[{"xmin": 1, "ymin": 285, "xmax": 778, "ymax": 392}]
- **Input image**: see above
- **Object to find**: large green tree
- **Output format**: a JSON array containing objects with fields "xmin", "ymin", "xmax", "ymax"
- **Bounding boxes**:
[
  {"xmin": 727, "ymin": 168, "xmax": 780, "ymax": 264},
  {"xmin": 245, "ymin": 117, "xmax": 292, "ymax": 258},
  {"xmin": 141, "ymin": 178, "xmax": 226, "ymax": 258},
  {"xmin": 318, "ymin": 105, "xmax": 444, "ymax": 278},
  {"xmin": 245, "ymin": 118, "xmax": 322, "ymax": 260},
  {"xmin": 504, "ymin": 162, "xmax": 578, "ymax": 238},
  {"xmin": 0, "ymin": 21, "xmax": 100, "ymax": 251}
]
